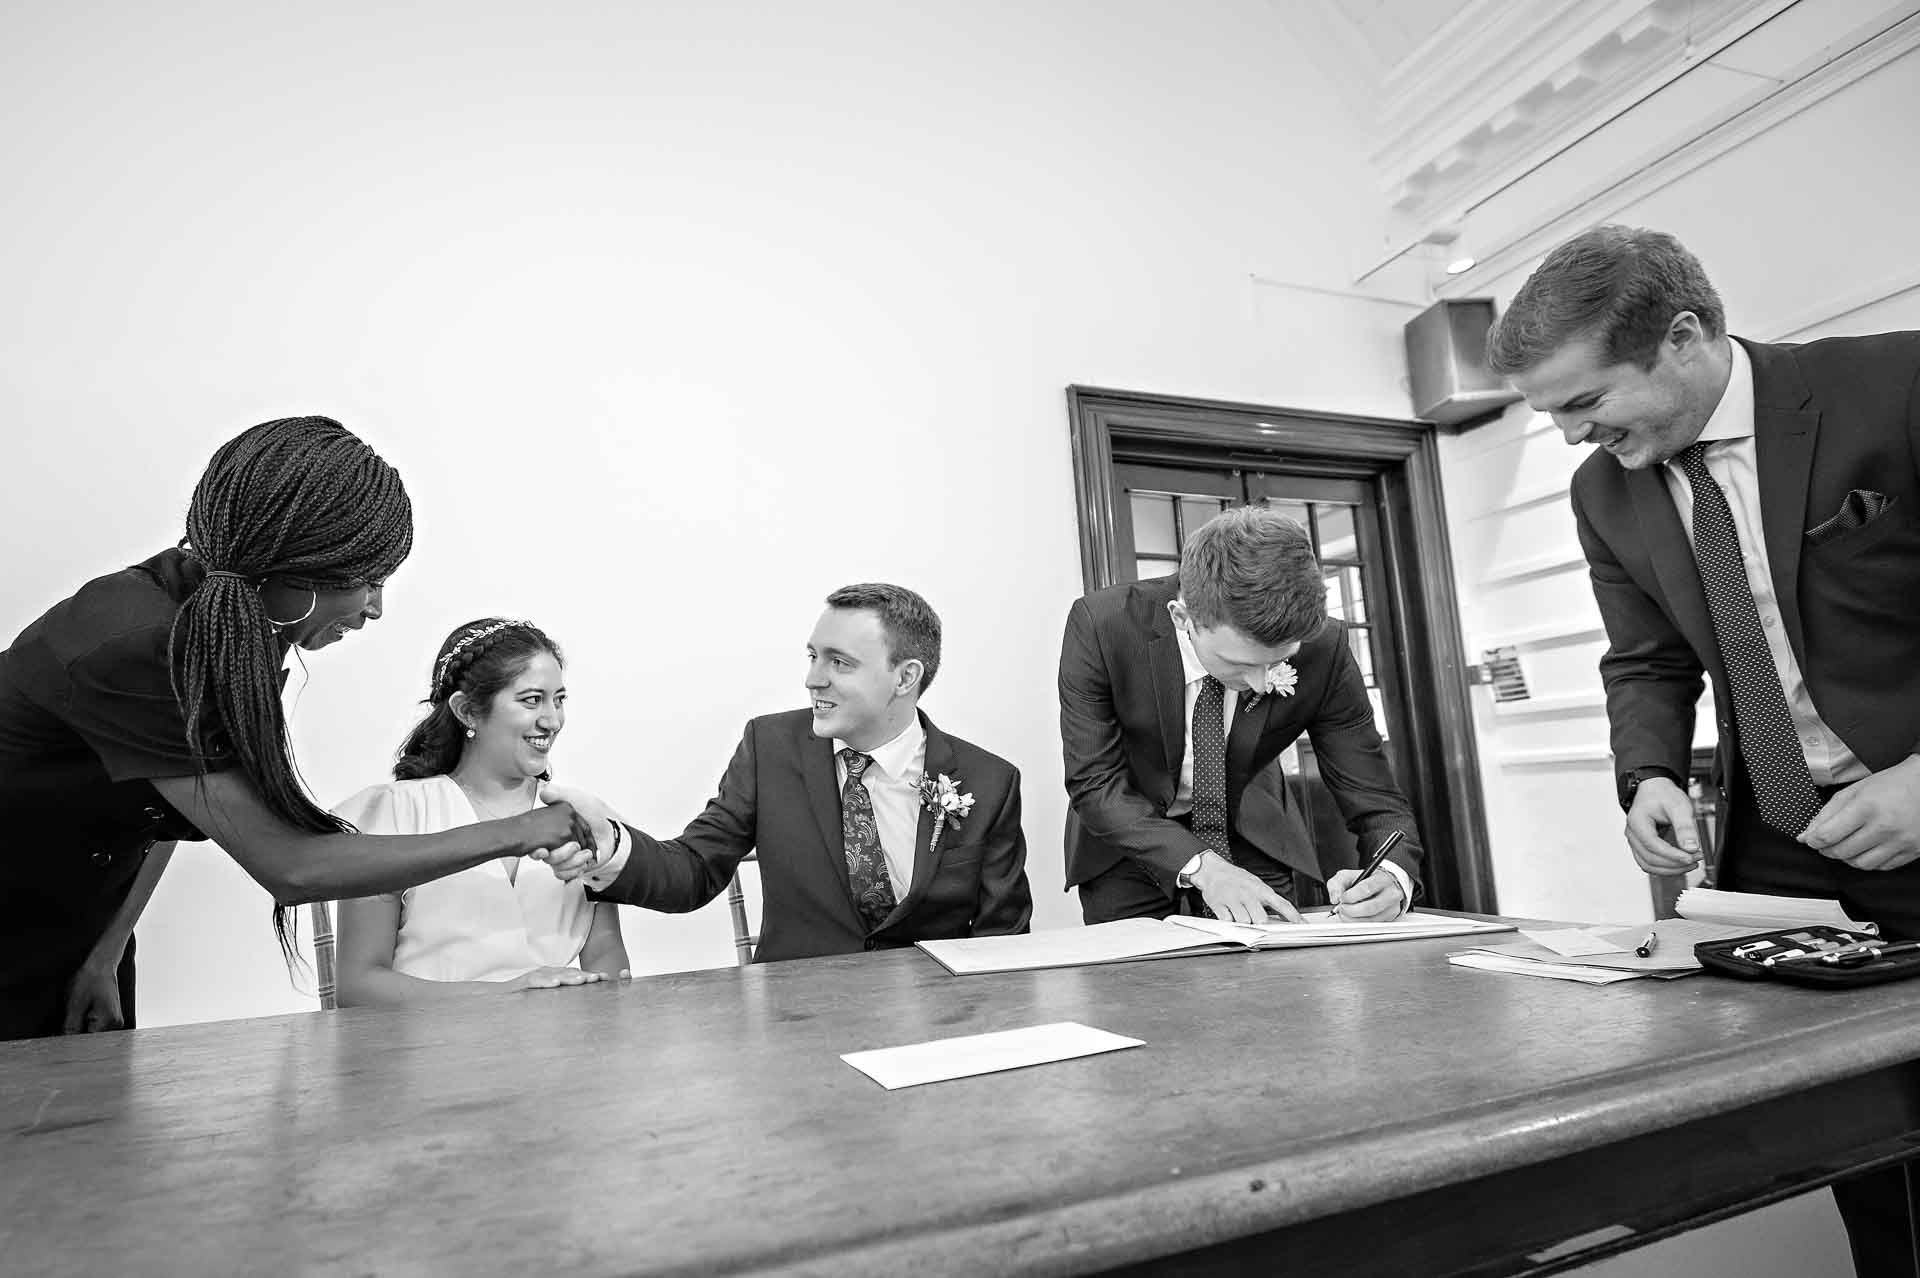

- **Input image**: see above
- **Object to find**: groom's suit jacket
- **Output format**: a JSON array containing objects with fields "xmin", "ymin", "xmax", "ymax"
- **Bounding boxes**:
[
  {"xmin": 593, "ymin": 708, "xmax": 1030, "ymax": 962},
  {"xmin": 1572, "ymin": 333, "xmax": 1920, "ymax": 801},
  {"xmin": 1059, "ymin": 574, "xmax": 1423, "ymax": 894}
]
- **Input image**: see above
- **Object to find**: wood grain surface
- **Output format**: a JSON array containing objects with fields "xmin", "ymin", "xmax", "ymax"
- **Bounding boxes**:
[{"xmin": 4, "ymin": 928, "xmax": 1919, "ymax": 1276}]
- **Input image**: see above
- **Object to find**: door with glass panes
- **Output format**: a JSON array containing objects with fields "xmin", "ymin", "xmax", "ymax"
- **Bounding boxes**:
[{"xmin": 1111, "ymin": 462, "xmax": 1409, "ymax": 887}]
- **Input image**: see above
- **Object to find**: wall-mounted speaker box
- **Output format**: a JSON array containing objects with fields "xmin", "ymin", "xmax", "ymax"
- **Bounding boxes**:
[{"xmin": 1404, "ymin": 297, "xmax": 1523, "ymax": 428}]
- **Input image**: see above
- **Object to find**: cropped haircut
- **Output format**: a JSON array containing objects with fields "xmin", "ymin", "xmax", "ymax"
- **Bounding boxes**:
[
  {"xmin": 1179, "ymin": 504, "xmax": 1326, "ymax": 646},
  {"xmin": 394, "ymin": 619, "xmax": 564, "ymax": 782},
  {"xmin": 825, "ymin": 583, "xmax": 942, "ymax": 695},
  {"xmin": 169, "ymin": 415, "xmax": 413, "ymax": 960},
  {"xmin": 1486, "ymin": 225, "xmax": 1725, "ymax": 376}
]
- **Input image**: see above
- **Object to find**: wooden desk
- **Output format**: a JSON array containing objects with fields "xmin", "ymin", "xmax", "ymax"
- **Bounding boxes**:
[{"xmin": 4, "ymin": 931, "xmax": 1919, "ymax": 1276}]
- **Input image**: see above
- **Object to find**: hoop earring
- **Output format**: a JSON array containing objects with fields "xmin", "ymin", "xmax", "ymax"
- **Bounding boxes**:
[{"xmin": 262, "ymin": 588, "xmax": 318, "ymax": 629}]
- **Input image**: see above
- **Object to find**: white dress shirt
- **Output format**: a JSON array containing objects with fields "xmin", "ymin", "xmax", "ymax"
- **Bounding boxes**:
[
  {"xmin": 1661, "ymin": 340, "xmax": 1868, "ymax": 786},
  {"xmin": 833, "ymin": 715, "xmax": 926, "ymax": 899},
  {"xmin": 1169, "ymin": 623, "xmax": 1412, "ymax": 907}
]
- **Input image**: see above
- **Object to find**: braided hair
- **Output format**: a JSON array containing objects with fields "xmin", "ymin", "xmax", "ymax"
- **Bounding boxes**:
[
  {"xmin": 167, "ymin": 416, "xmax": 413, "ymax": 957},
  {"xmin": 395, "ymin": 619, "xmax": 564, "ymax": 781}
]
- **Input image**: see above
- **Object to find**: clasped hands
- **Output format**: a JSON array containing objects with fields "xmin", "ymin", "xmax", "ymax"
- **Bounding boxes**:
[
  {"xmin": 1189, "ymin": 854, "xmax": 1406, "ymax": 925},
  {"xmin": 521, "ymin": 782, "xmax": 624, "ymax": 883}
]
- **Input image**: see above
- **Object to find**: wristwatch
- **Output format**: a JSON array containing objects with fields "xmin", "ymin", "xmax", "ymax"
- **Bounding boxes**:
[
  {"xmin": 1618, "ymin": 766, "xmax": 1682, "ymax": 812},
  {"xmin": 1175, "ymin": 851, "xmax": 1210, "ymax": 889}
]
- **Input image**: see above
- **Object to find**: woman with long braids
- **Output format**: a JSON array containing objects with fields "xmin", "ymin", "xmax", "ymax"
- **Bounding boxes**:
[
  {"xmin": 332, "ymin": 619, "xmax": 628, "ymax": 1005},
  {"xmin": 0, "ymin": 416, "xmax": 597, "ymax": 1041}
]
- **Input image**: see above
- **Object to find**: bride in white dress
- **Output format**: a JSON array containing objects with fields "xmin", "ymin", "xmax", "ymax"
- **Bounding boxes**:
[{"xmin": 333, "ymin": 618, "xmax": 629, "ymax": 1005}]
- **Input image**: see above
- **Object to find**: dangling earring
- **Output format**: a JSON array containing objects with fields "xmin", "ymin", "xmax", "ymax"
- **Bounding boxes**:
[
  {"xmin": 465, "ymin": 728, "xmax": 476, "ymax": 739},
  {"xmin": 262, "ymin": 587, "xmax": 318, "ymax": 629}
]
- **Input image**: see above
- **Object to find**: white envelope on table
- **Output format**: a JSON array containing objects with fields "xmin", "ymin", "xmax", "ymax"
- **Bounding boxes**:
[{"xmin": 841, "ymin": 1021, "xmax": 1144, "ymax": 1089}]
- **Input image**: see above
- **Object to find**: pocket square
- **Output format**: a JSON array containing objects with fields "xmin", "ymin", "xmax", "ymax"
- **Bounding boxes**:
[{"xmin": 1806, "ymin": 489, "xmax": 1893, "ymax": 545}]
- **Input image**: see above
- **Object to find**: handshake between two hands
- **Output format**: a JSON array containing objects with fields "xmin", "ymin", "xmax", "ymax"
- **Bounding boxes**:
[{"xmin": 521, "ymin": 781, "xmax": 624, "ymax": 884}]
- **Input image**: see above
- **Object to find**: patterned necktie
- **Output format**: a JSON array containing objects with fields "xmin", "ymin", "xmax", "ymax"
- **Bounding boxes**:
[
  {"xmin": 839, "ymin": 750, "xmax": 897, "ymax": 931},
  {"xmin": 1190, "ymin": 676, "xmax": 1234, "ymax": 863},
  {"xmin": 1676, "ymin": 443, "xmax": 1820, "ymax": 835}
]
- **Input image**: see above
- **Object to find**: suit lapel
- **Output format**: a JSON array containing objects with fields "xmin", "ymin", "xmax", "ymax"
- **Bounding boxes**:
[
  {"xmin": 1144, "ymin": 586, "xmax": 1188, "ymax": 792},
  {"xmin": 1627, "ymin": 465, "xmax": 1715, "ymax": 660},
  {"xmin": 1226, "ymin": 679, "xmax": 1270, "ymax": 785},
  {"xmin": 798, "ymin": 725, "xmax": 856, "ymax": 904},
  {"xmin": 1746, "ymin": 340, "xmax": 1819, "ymax": 667},
  {"xmin": 885, "ymin": 712, "xmax": 952, "ymax": 924}
]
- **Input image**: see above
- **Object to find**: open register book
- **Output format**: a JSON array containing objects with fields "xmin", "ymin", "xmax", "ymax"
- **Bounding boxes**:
[{"xmin": 917, "ymin": 911, "xmax": 1515, "ymax": 977}]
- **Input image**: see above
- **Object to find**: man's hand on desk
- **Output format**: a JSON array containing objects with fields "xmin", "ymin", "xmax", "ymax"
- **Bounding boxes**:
[
  {"xmin": 1189, "ymin": 855, "xmax": 1303, "ymax": 925},
  {"xmin": 1325, "ymin": 868, "xmax": 1406, "ymax": 921},
  {"xmin": 1800, "ymin": 757, "xmax": 1920, "ymax": 871},
  {"xmin": 1624, "ymin": 776, "xmax": 1701, "ymax": 875}
]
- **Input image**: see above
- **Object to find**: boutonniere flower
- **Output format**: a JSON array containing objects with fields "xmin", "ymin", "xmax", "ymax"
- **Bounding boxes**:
[
  {"xmin": 1243, "ymin": 660, "xmax": 1299, "ymax": 709},
  {"xmin": 917, "ymin": 772, "xmax": 975, "ymax": 855}
]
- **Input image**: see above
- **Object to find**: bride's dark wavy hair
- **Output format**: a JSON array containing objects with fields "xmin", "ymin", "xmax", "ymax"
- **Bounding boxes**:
[{"xmin": 394, "ymin": 619, "xmax": 564, "ymax": 781}]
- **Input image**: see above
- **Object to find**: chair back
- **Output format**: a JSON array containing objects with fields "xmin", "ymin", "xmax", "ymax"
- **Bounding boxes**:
[
  {"xmin": 725, "ymin": 852, "xmax": 759, "ymax": 966},
  {"xmin": 310, "ymin": 900, "xmax": 338, "ymax": 1010}
]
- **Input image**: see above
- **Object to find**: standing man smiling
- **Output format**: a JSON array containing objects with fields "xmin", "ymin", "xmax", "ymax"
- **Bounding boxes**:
[
  {"xmin": 1489, "ymin": 224, "xmax": 1920, "ymax": 1278},
  {"xmin": 1059, "ymin": 504, "xmax": 1423, "ymax": 925},
  {"xmin": 576, "ymin": 583, "xmax": 1030, "ymax": 961}
]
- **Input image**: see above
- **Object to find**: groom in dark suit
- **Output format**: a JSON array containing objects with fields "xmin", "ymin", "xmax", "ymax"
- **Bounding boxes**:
[
  {"xmin": 1490, "ymin": 224, "xmax": 1920, "ymax": 1278},
  {"xmin": 1059, "ymin": 504, "xmax": 1423, "ymax": 926},
  {"xmin": 577, "ymin": 583, "xmax": 1030, "ymax": 962}
]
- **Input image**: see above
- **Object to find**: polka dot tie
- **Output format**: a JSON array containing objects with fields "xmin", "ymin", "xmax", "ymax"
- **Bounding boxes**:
[
  {"xmin": 1190, "ymin": 676, "xmax": 1234, "ymax": 862},
  {"xmin": 839, "ymin": 750, "xmax": 896, "ymax": 931},
  {"xmin": 1677, "ymin": 443, "xmax": 1820, "ymax": 835}
]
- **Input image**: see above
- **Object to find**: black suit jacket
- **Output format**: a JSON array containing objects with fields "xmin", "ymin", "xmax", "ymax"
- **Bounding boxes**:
[
  {"xmin": 1573, "ymin": 333, "xmax": 1920, "ymax": 794},
  {"xmin": 1058, "ymin": 574, "xmax": 1423, "ymax": 894},
  {"xmin": 593, "ymin": 708, "xmax": 1031, "ymax": 962}
]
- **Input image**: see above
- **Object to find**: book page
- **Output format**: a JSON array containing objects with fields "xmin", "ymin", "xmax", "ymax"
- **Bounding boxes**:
[
  {"xmin": 916, "ymin": 919, "xmax": 1227, "ymax": 975},
  {"xmin": 1167, "ymin": 910, "xmax": 1514, "ymax": 948}
]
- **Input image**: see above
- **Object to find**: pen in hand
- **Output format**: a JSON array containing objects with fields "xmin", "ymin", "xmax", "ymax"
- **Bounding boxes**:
[
  {"xmin": 1330, "ymin": 829, "xmax": 1405, "ymax": 916},
  {"xmin": 1636, "ymin": 930, "xmax": 1659, "ymax": 958}
]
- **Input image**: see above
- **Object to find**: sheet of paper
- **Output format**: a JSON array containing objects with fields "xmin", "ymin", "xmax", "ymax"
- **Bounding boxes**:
[
  {"xmin": 1166, "ymin": 911, "xmax": 1515, "ymax": 947},
  {"xmin": 1448, "ymin": 951, "xmax": 1644, "ymax": 985},
  {"xmin": 916, "ymin": 919, "xmax": 1223, "ymax": 975},
  {"xmin": 840, "ymin": 1022, "xmax": 1144, "ymax": 1090},
  {"xmin": 1676, "ymin": 887, "xmax": 1877, "ymax": 933},
  {"xmin": 1521, "ymin": 928, "xmax": 1629, "ymax": 958},
  {"xmin": 1459, "ymin": 920, "xmax": 1759, "ymax": 976}
]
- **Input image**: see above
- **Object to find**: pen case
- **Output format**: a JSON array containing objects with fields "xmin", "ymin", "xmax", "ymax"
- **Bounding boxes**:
[{"xmin": 1693, "ymin": 925, "xmax": 1920, "ymax": 989}]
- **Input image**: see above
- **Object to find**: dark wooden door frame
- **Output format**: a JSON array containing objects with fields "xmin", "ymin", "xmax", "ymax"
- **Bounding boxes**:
[{"xmin": 1065, "ymin": 385, "xmax": 1496, "ymax": 914}]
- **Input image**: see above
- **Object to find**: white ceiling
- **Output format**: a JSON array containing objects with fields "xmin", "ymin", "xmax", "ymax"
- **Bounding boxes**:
[{"xmin": 1309, "ymin": 0, "xmax": 1477, "ymax": 71}]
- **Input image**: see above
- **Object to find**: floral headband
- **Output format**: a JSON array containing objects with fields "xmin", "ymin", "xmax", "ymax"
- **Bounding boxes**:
[{"xmin": 434, "ymin": 620, "xmax": 521, "ymax": 695}]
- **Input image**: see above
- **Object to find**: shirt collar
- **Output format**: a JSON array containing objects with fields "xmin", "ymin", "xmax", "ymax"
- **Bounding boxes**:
[
  {"xmin": 835, "ymin": 713, "xmax": 927, "ymax": 785},
  {"xmin": 1689, "ymin": 337, "xmax": 1754, "ymax": 448},
  {"xmin": 1172, "ymin": 615, "xmax": 1210, "ymax": 687}
]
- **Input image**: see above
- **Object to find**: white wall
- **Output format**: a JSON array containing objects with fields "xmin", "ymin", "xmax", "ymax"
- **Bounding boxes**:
[{"xmin": 0, "ymin": 0, "xmax": 1414, "ymax": 1028}]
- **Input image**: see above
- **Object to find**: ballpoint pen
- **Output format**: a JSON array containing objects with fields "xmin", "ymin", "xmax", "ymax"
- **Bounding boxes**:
[
  {"xmin": 1352, "ymin": 830, "xmax": 1405, "ymax": 886},
  {"xmin": 1331, "ymin": 830, "xmax": 1405, "ymax": 915},
  {"xmin": 1636, "ymin": 930, "xmax": 1658, "ymax": 958}
]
